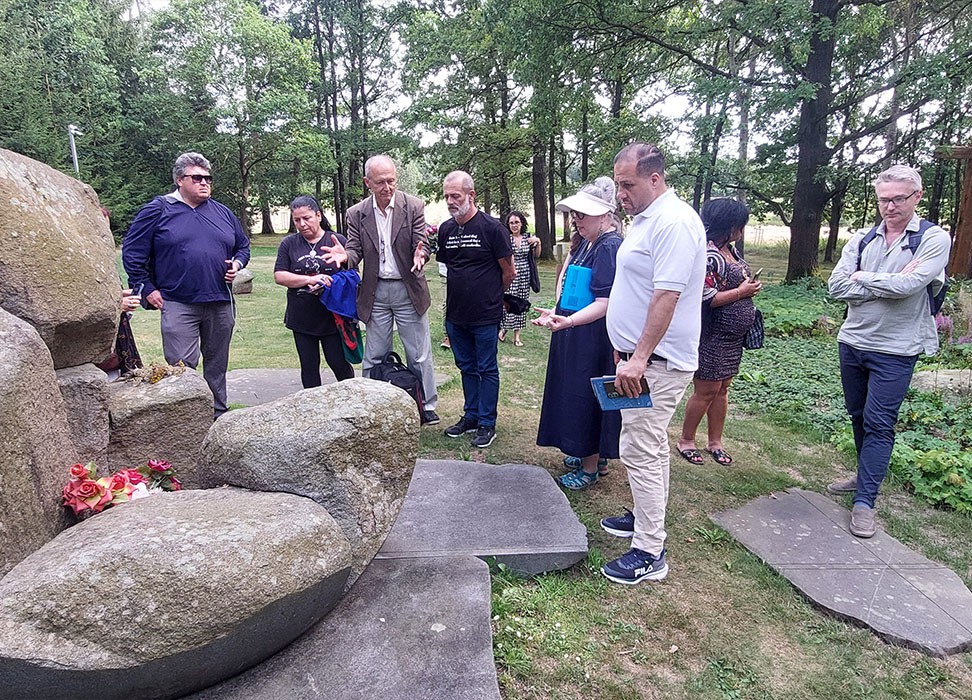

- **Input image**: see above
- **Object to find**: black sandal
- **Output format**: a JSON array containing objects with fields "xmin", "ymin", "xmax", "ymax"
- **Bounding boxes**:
[
  {"xmin": 678, "ymin": 448, "xmax": 705, "ymax": 465},
  {"xmin": 707, "ymin": 449, "xmax": 733, "ymax": 466}
]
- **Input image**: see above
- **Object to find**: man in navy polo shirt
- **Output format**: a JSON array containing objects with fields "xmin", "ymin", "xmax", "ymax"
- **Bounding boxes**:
[
  {"xmin": 436, "ymin": 171, "xmax": 514, "ymax": 448},
  {"xmin": 123, "ymin": 152, "xmax": 250, "ymax": 418}
]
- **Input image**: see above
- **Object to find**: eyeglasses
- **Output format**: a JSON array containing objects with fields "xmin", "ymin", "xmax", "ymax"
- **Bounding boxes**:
[
  {"xmin": 877, "ymin": 190, "xmax": 918, "ymax": 207},
  {"xmin": 571, "ymin": 211, "xmax": 588, "ymax": 221},
  {"xmin": 183, "ymin": 174, "xmax": 213, "ymax": 184}
]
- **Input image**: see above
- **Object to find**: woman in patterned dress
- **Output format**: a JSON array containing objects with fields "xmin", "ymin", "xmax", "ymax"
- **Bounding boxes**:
[
  {"xmin": 677, "ymin": 198, "xmax": 762, "ymax": 466},
  {"xmin": 499, "ymin": 211, "xmax": 541, "ymax": 347}
]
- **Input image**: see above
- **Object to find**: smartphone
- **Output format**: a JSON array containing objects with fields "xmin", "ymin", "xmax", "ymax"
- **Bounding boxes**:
[
  {"xmin": 753, "ymin": 268, "xmax": 763, "ymax": 280},
  {"xmin": 132, "ymin": 282, "xmax": 145, "ymax": 298}
]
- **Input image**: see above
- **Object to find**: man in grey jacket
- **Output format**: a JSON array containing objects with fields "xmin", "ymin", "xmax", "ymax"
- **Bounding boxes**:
[{"xmin": 827, "ymin": 164, "xmax": 950, "ymax": 538}]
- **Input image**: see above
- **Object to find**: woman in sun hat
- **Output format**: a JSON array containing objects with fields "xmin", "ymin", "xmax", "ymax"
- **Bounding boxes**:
[{"xmin": 534, "ymin": 176, "xmax": 623, "ymax": 490}]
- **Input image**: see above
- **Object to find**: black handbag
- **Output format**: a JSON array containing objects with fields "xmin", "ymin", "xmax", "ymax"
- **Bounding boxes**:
[
  {"xmin": 527, "ymin": 253, "xmax": 540, "ymax": 293},
  {"xmin": 744, "ymin": 308, "xmax": 764, "ymax": 350}
]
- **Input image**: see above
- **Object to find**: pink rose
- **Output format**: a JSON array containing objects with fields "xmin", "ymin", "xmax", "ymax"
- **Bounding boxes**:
[
  {"xmin": 147, "ymin": 459, "xmax": 172, "ymax": 472},
  {"xmin": 69, "ymin": 463, "xmax": 89, "ymax": 479},
  {"xmin": 169, "ymin": 477, "xmax": 183, "ymax": 491},
  {"xmin": 117, "ymin": 468, "xmax": 147, "ymax": 485}
]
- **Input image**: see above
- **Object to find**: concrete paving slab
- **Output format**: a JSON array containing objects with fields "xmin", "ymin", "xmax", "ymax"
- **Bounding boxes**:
[
  {"xmin": 712, "ymin": 488, "xmax": 972, "ymax": 656},
  {"xmin": 377, "ymin": 459, "xmax": 589, "ymax": 575},
  {"xmin": 184, "ymin": 556, "xmax": 499, "ymax": 700},
  {"xmin": 226, "ymin": 368, "xmax": 451, "ymax": 407}
]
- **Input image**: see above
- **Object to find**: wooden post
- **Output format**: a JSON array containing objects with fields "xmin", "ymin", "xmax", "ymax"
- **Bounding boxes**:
[{"xmin": 935, "ymin": 145, "xmax": 972, "ymax": 279}]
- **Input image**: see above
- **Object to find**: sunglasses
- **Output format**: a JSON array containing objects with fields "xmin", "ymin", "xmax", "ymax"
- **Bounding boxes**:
[{"xmin": 183, "ymin": 174, "xmax": 214, "ymax": 184}]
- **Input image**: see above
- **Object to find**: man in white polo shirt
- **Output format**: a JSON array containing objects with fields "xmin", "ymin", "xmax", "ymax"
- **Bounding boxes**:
[{"xmin": 599, "ymin": 142, "xmax": 707, "ymax": 585}]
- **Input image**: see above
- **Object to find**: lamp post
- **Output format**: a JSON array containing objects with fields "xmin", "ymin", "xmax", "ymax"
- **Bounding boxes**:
[{"xmin": 67, "ymin": 124, "xmax": 83, "ymax": 177}]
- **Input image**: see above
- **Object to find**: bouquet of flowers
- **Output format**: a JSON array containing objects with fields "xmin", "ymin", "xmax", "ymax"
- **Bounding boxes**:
[{"xmin": 62, "ymin": 459, "xmax": 182, "ymax": 518}]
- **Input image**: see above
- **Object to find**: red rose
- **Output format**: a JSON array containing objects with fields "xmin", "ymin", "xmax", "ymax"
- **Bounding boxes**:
[
  {"xmin": 62, "ymin": 478, "xmax": 112, "ymax": 515},
  {"xmin": 169, "ymin": 477, "xmax": 183, "ymax": 491},
  {"xmin": 69, "ymin": 463, "xmax": 88, "ymax": 479}
]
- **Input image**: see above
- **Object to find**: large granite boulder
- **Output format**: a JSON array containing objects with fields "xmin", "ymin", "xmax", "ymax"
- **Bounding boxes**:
[
  {"xmin": 107, "ymin": 369, "xmax": 213, "ymax": 481},
  {"xmin": 0, "ymin": 308, "xmax": 76, "ymax": 576},
  {"xmin": 0, "ymin": 488, "xmax": 352, "ymax": 700},
  {"xmin": 0, "ymin": 148, "xmax": 120, "ymax": 369},
  {"xmin": 199, "ymin": 378, "xmax": 418, "ymax": 578},
  {"xmin": 56, "ymin": 364, "xmax": 110, "ymax": 465}
]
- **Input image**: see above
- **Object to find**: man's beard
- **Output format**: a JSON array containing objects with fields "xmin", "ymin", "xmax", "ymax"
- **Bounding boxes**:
[{"xmin": 450, "ymin": 196, "xmax": 471, "ymax": 220}]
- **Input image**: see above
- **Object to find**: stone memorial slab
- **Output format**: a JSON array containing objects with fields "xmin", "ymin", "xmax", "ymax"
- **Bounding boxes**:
[
  {"xmin": 378, "ymin": 459, "xmax": 588, "ymax": 575},
  {"xmin": 184, "ymin": 556, "xmax": 499, "ymax": 700},
  {"xmin": 712, "ymin": 488, "xmax": 972, "ymax": 657}
]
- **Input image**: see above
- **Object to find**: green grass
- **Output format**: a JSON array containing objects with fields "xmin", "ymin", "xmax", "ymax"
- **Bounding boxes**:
[{"xmin": 127, "ymin": 241, "xmax": 972, "ymax": 700}]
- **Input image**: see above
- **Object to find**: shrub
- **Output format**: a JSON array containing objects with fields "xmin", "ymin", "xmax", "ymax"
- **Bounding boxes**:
[{"xmin": 757, "ymin": 277, "xmax": 843, "ymax": 337}]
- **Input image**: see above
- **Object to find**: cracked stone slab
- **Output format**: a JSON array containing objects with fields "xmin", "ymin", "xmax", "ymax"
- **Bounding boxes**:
[
  {"xmin": 711, "ymin": 488, "xmax": 972, "ymax": 657},
  {"xmin": 184, "ymin": 556, "xmax": 499, "ymax": 700},
  {"xmin": 377, "ymin": 459, "xmax": 589, "ymax": 575},
  {"xmin": 226, "ymin": 368, "xmax": 449, "ymax": 407}
]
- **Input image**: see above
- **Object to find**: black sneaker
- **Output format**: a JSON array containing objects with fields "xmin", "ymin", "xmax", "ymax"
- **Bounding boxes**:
[
  {"xmin": 601, "ymin": 548, "xmax": 668, "ymax": 585},
  {"xmin": 600, "ymin": 509, "xmax": 635, "ymax": 538},
  {"xmin": 471, "ymin": 426, "xmax": 496, "ymax": 448},
  {"xmin": 444, "ymin": 416, "xmax": 478, "ymax": 438},
  {"xmin": 421, "ymin": 410, "xmax": 441, "ymax": 426}
]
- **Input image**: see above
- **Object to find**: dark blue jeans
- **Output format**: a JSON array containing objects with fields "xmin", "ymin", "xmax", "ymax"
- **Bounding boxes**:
[
  {"xmin": 446, "ymin": 320, "xmax": 500, "ymax": 428},
  {"xmin": 838, "ymin": 342, "xmax": 918, "ymax": 508}
]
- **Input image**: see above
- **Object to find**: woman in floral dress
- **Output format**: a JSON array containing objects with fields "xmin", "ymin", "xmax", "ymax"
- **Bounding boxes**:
[{"xmin": 499, "ymin": 211, "xmax": 540, "ymax": 347}]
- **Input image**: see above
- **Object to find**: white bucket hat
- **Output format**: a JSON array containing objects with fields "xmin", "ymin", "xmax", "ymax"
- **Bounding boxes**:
[{"xmin": 555, "ymin": 176, "xmax": 617, "ymax": 216}]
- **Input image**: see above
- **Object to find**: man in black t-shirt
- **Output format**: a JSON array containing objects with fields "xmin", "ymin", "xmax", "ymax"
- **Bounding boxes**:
[{"xmin": 437, "ymin": 171, "xmax": 515, "ymax": 448}]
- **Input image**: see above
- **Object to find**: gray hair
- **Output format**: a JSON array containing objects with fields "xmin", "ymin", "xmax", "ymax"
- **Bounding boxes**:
[
  {"xmin": 873, "ymin": 164, "xmax": 922, "ymax": 191},
  {"xmin": 614, "ymin": 143, "xmax": 666, "ymax": 178},
  {"xmin": 172, "ymin": 152, "xmax": 211, "ymax": 183},
  {"xmin": 364, "ymin": 154, "xmax": 396, "ymax": 179},
  {"xmin": 444, "ymin": 170, "xmax": 474, "ymax": 192},
  {"xmin": 582, "ymin": 176, "xmax": 616, "ymax": 207}
]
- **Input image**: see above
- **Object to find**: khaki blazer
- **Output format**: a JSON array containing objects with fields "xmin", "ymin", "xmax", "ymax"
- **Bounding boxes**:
[{"xmin": 344, "ymin": 190, "xmax": 431, "ymax": 324}]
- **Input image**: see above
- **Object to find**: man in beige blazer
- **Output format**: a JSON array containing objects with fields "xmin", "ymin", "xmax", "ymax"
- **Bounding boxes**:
[{"xmin": 323, "ymin": 155, "xmax": 438, "ymax": 424}]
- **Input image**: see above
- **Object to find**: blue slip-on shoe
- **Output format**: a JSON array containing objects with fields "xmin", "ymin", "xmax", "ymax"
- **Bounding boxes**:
[
  {"xmin": 601, "ymin": 548, "xmax": 668, "ymax": 585},
  {"xmin": 600, "ymin": 509, "xmax": 635, "ymax": 538}
]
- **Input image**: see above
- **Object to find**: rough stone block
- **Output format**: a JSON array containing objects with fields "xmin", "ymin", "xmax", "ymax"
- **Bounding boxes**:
[
  {"xmin": 0, "ymin": 148, "xmax": 119, "ymax": 368},
  {"xmin": 56, "ymin": 363, "xmax": 110, "ymax": 465},
  {"xmin": 0, "ymin": 308, "xmax": 76, "ymax": 576},
  {"xmin": 378, "ymin": 459, "xmax": 588, "ymax": 575},
  {"xmin": 199, "ymin": 378, "xmax": 418, "ymax": 580},
  {"xmin": 232, "ymin": 267, "xmax": 254, "ymax": 295},
  {"xmin": 0, "ymin": 488, "xmax": 352, "ymax": 700},
  {"xmin": 107, "ymin": 369, "xmax": 212, "ymax": 480}
]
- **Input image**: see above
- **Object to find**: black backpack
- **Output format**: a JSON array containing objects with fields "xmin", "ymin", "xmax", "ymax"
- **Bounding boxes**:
[
  {"xmin": 857, "ymin": 219, "xmax": 948, "ymax": 315},
  {"xmin": 369, "ymin": 352, "xmax": 425, "ymax": 416}
]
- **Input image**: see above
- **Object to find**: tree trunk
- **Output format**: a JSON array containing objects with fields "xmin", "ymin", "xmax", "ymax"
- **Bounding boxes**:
[
  {"xmin": 260, "ymin": 199, "xmax": 275, "ymax": 236},
  {"xmin": 532, "ymin": 140, "xmax": 551, "ymax": 256},
  {"xmin": 580, "ymin": 105, "xmax": 589, "ymax": 182},
  {"xmin": 824, "ymin": 180, "xmax": 845, "ymax": 263},
  {"xmin": 786, "ymin": 0, "xmax": 840, "ymax": 281},
  {"xmin": 548, "ymin": 134, "xmax": 556, "ymax": 248}
]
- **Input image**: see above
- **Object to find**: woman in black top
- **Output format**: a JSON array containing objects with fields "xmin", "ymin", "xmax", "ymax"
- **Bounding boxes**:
[{"xmin": 274, "ymin": 196, "xmax": 354, "ymax": 388}]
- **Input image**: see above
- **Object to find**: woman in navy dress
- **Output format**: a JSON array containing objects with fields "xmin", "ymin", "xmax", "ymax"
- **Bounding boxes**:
[
  {"xmin": 677, "ymin": 198, "xmax": 762, "ymax": 466},
  {"xmin": 535, "ymin": 177, "xmax": 623, "ymax": 490}
]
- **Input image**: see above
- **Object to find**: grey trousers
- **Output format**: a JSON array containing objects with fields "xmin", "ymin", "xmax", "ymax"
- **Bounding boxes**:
[
  {"xmin": 160, "ymin": 299, "xmax": 235, "ymax": 416},
  {"xmin": 362, "ymin": 279, "xmax": 437, "ymax": 410}
]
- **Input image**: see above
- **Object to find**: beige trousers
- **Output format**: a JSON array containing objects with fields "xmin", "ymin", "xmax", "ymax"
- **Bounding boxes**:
[{"xmin": 619, "ymin": 361, "xmax": 694, "ymax": 555}]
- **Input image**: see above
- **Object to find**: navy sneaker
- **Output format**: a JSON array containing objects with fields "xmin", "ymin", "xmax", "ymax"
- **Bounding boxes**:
[
  {"xmin": 471, "ymin": 425, "xmax": 496, "ymax": 448},
  {"xmin": 601, "ymin": 548, "xmax": 668, "ymax": 585},
  {"xmin": 600, "ymin": 509, "xmax": 634, "ymax": 538},
  {"xmin": 444, "ymin": 416, "xmax": 478, "ymax": 438}
]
